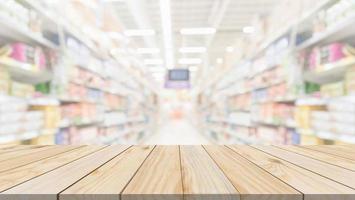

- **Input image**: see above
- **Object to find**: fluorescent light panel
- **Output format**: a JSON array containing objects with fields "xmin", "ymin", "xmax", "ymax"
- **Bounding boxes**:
[
  {"xmin": 180, "ymin": 27, "xmax": 216, "ymax": 35},
  {"xmin": 124, "ymin": 29, "xmax": 155, "ymax": 36},
  {"xmin": 160, "ymin": 0, "xmax": 174, "ymax": 69},
  {"xmin": 179, "ymin": 47, "xmax": 206, "ymax": 53},
  {"xmin": 137, "ymin": 48, "xmax": 160, "ymax": 54},
  {"xmin": 178, "ymin": 58, "xmax": 202, "ymax": 65}
]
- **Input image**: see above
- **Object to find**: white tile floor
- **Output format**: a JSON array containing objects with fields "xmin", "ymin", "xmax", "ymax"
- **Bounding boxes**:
[{"xmin": 144, "ymin": 119, "xmax": 211, "ymax": 145}]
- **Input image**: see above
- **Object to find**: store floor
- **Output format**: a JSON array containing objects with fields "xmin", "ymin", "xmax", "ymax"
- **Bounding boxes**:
[{"xmin": 144, "ymin": 119, "xmax": 211, "ymax": 145}]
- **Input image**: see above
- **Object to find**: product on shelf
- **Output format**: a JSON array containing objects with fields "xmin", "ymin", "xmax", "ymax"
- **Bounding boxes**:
[
  {"xmin": 56, "ymin": 126, "xmax": 99, "ymax": 144},
  {"xmin": 0, "ymin": 0, "xmax": 42, "ymax": 34},
  {"xmin": 305, "ymin": 43, "xmax": 355, "ymax": 73},
  {"xmin": 0, "ymin": 97, "xmax": 45, "ymax": 139},
  {"xmin": 320, "ymin": 81, "xmax": 345, "ymax": 97},
  {"xmin": 10, "ymin": 81, "xmax": 35, "ymax": 98},
  {"xmin": 346, "ymin": 65, "xmax": 355, "ymax": 94},
  {"xmin": 0, "ymin": 43, "xmax": 47, "ymax": 71},
  {"xmin": 60, "ymin": 102, "xmax": 102, "ymax": 126},
  {"xmin": 295, "ymin": 105, "xmax": 326, "ymax": 130},
  {"xmin": 252, "ymin": 102, "xmax": 296, "ymax": 127},
  {"xmin": 31, "ymin": 105, "xmax": 61, "ymax": 129}
]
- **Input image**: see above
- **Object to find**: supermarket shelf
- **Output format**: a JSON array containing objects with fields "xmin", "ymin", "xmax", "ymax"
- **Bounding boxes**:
[
  {"xmin": 0, "ymin": 14, "xmax": 58, "ymax": 49},
  {"xmin": 254, "ymin": 96, "xmax": 296, "ymax": 104},
  {"xmin": 296, "ymin": 97, "xmax": 328, "ymax": 106},
  {"xmin": 303, "ymin": 57, "xmax": 355, "ymax": 84},
  {"xmin": 0, "ymin": 58, "xmax": 53, "ymax": 84},
  {"xmin": 27, "ymin": 97, "xmax": 60, "ymax": 106},
  {"xmin": 59, "ymin": 118, "xmax": 102, "ymax": 128},
  {"xmin": 21, "ymin": 0, "xmax": 105, "ymax": 58},
  {"xmin": 253, "ymin": 119, "xmax": 297, "ymax": 129},
  {"xmin": 315, "ymin": 131, "xmax": 355, "ymax": 144},
  {"xmin": 58, "ymin": 96, "xmax": 101, "ymax": 104},
  {"xmin": 296, "ymin": 14, "xmax": 355, "ymax": 51}
]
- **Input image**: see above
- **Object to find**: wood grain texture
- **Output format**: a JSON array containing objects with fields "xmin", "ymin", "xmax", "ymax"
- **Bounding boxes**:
[
  {"xmin": 60, "ymin": 145, "xmax": 155, "ymax": 200},
  {"xmin": 180, "ymin": 146, "xmax": 239, "ymax": 200},
  {"xmin": 228, "ymin": 145, "xmax": 355, "ymax": 200},
  {"xmin": 277, "ymin": 145, "xmax": 355, "ymax": 171},
  {"xmin": 122, "ymin": 145, "xmax": 183, "ymax": 200},
  {"xmin": 255, "ymin": 145, "xmax": 355, "ymax": 190},
  {"xmin": 0, "ymin": 145, "xmax": 104, "ymax": 192},
  {"xmin": 303, "ymin": 145, "xmax": 355, "ymax": 160},
  {"xmin": 0, "ymin": 145, "xmax": 54, "ymax": 162},
  {"xmin": 0, "ymin": 145, "xmax": 81, "ymax": 173},
  {"xmin": 1, "ymin": 145, "xmax": 130, "ymax": 200},
  {"xmin": 204, "ymin": 145, "xmax": 301, "ymax": 200},
  {"xmin": 0, "ymin": 145, "xmax": 45, "ymax": 154}
]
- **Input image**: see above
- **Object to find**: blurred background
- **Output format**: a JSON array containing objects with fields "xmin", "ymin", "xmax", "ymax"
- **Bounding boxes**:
[{"xmin": 0, "ymin": 0, "xmax": 354, "ymax": 145}]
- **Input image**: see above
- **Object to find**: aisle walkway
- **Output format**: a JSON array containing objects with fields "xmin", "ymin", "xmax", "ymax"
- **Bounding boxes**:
[{"xmin": 144, "ymin": 119, "xmax": 211, "ymax": 145}]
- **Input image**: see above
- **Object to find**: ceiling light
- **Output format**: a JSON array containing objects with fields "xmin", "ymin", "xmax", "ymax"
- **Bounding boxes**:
[
  {"xmin": 137, "ymin": 48, "xmax": 160, "ymax": 54},
  {"xmin": 160, "ymin": 0, "xmax": 174, "ymax": 69},
  {"xmin": 179, "ymin": 47, "xmax": 207, "ymax": 53},
  {"xmin": 243, "ymin": 26, "xmax": 255, "ymax": 34},
  {"xmin": 124, "ymin": 29, "xmax": 155, "ymax": 36},
  {"xmin": 178, "ymin": 58, "xmax": 202, "ymax": 65},
  {"xmin": 144, "ymin": 59, "xmax": 164, "ymax": 65},
  {"xmin": 180, "ymin": 27, "xmax": 216, "ymax": 35},
  {"xmin": 216, "ymin": 58, "xmax": 223, "ymax": 64},
  {"xmin": 226, "ymin": 46, "xmax": 234, "ymax": 52}
]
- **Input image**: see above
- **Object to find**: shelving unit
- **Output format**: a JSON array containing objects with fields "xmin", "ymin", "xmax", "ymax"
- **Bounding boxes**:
[
  {"xmin": 197, "ymin": 0, "xmax": 355, "ymax": 145},
  {"xmin": 0, "ymin": 1, "xmax": 158, "ymax": 145}
]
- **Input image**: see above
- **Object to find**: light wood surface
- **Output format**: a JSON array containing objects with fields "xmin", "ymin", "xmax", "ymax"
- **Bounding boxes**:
[
  {"xmin": 0, "ymin": 145, "xmax": 354, "ymax": 200},
  {"xmin": 0, "ymin": 145, "xmax": 104, "ymax": 192},
  {"xmin": 60, "ymin": 145, "xmax": 155, "ymax": 200},
  {"xmin": 0, "ymin": 145, "xmax": 48, "ymax": 154},
  {"xmin": 254, "ymin": 145, "xmax": 355, "ymax": 189},
  {"xmin": 0, "ymin": 145, "xmax": 80, "ymax": 173},
  {"xmin": 277, "ymin": 145, "xmax": 355, "ymax": 171},
  {"xmin": 303, "ymin": 145, "xmax": 355, "ymax": 160},
  {"xmin": 204, "ymin": 145, "xmax": 301, "ymax": 200},
  {"xmin": 2, "ymin": 145, "xmax": 130, "ymax": 200},
  {"xmin": 228, "ymin": 145, "xmax": 355, "ymax": 200},
  {"xmin": 180, "ymin": 146, "xmax": 239, "ymax": 200},
  {"xmin": 122, "ymin": 145, "xmax": 183, "ymax": 200}
]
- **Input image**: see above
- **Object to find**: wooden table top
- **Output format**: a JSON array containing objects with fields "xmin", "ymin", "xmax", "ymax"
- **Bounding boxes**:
[{"xmin": 0, "ymin": 145, "xmax": 355, "ymax": 200}]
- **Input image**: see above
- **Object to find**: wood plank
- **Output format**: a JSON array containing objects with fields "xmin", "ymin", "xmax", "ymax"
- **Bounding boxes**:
[
  {"xmin": 180, "ymin": 146, "xmax": 239, "ymax": 200},
  {"xmin": 1, "ymin": 145, "xmax": 130, "ymax": 200},
  {"xmin": 0, "ymin": 145, "xmax": 54, "ymax": 162},
  {"xmin": 303, "ymin": 145, "xmax": 355, "ymax": 160},
  {"xmin": 255, "ymin": 145, "xmax": 355, "ymax": 190},
  {"xmin": 0, "ymin": 145, "xmax": 48, "ymax": 155},
  {"xmin": 60, "ymin": 145, "xmax": 155, "ymax": 200},
  {"xmin": 0, "ymin": 145, "xmax": 104, "ymax": 192},
  {"xmin": 204, "ymin": 145, "xmax": 301, "ymax": 200},
  {"xmin": 0, "ymin": 145, "xmax": 81, "ymax": 173},
  {"xmin": 122, "ymin": 145, "xmax": 183, "ymax": 200},
  {"xmin": 228, "ymin": 145, "xmax": 355, "ymax": 200},
  {"xmin": 277, "ymin": 145, "xmax": 355, "ymax": 171}
]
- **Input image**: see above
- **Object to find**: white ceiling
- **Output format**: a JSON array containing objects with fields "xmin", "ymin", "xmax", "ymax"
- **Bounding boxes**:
[{"xmin": 110, "ymin": 0, "xmax": 281, "ymax": 73}]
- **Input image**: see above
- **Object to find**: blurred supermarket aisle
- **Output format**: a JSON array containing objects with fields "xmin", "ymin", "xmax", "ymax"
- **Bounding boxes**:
[{"xmin": 145, "ymin": 118, "xmax": 210, "ymax": 145}]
